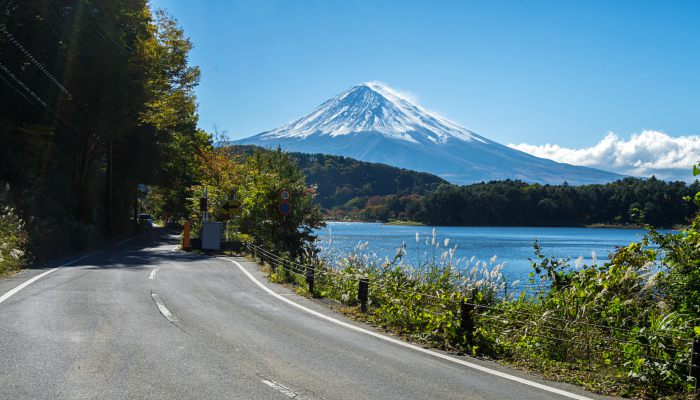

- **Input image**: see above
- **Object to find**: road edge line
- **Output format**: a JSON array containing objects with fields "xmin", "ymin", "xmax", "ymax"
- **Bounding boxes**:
[
  {"xmin": 0, "ymin": 234, "xmax": 143, "ymax": 306},
  {"xmin": 226, "ymin": 258, "xmax": 594, "ymax": 400}
]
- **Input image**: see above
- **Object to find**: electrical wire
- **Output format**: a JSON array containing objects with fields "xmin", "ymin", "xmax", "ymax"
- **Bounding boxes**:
[
  {"xmin": 0, "ymin": 23, "xmax": 72, "ymax": 99},
  {"xmin": 0, "ymin": 60, "xmax": 49, "ymax": 108}
]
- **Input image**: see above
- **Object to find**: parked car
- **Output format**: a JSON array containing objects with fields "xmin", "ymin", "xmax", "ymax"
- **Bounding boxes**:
[{"xmin": 137, "ymin": 213, "xmax": 154, "ymax": 228}]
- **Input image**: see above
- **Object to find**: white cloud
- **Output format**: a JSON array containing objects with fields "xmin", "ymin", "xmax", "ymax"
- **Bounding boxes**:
[
  {"xmin": 365, "ymin": 80, "xmax": 420, "ymax": 103},
  {"xmin": 508, "ymin": 130, "xmax": 700, "ymax": 182}
]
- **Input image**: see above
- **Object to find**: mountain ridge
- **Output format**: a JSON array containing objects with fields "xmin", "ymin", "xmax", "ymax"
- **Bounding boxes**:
[{"xmin": 235, "ymin": 82, "xmax": 625, "ymax": 185}]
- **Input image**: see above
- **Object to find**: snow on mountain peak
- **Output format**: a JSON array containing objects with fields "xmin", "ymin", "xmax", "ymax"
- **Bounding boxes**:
[{"xmin": 260, "ymin": 82, "xmax": 485, "ymax": 144}]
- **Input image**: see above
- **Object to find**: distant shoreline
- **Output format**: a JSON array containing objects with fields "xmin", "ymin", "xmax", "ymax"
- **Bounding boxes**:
[
  {"xmin": 384, "ymin": 220, "xmax": 425, "ymax": 226},
  {"xmin": 583, "ymin": 223, "xmax": 644, "ymax": 229},
  {"xmin": 322, "ymin": 219, "xmax": 671, "ymax": 229}
]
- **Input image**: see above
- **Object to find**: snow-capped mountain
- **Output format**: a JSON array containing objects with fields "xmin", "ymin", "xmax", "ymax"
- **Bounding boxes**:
[{"xmin": 235, "ymin": 82, "xmax": 624, "ymax": 185}]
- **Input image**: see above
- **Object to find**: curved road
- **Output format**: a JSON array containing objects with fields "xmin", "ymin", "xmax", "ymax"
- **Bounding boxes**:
[{"xmin": 0, "ymin": 231, "xmax": 608, "ymax": 399}]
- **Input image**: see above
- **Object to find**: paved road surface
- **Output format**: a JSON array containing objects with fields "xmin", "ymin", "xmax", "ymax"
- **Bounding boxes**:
[{"xmin": 0, "ymin": 231, "xmax": 608, "ymax": 399}]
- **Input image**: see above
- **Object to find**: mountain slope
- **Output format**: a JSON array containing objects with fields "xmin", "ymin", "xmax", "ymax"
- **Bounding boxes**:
[
  {"xmin": 235, "ymin": 82, "xmax": 624, "ymax": 185},
  {"xmin": 220, "ymin": 144, "xmax": 448, "ymax": 209}
]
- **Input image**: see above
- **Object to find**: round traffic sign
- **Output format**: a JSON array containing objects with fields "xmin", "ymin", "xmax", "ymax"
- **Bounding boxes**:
[
  {"xmin": 279, "ymin": 189, "xmax": 291, "ymax": 201},
  {"xmin": 221, "ymin": 199, "xmax": 241, "ymax": 216},
  {"xmin": 278, "ymin": 200, "xmax": 291, "ymax": 216}
]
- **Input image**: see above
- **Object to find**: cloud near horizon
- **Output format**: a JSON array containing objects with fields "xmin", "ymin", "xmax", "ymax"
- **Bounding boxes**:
[{"xmin": 508, "ymin": 130, "xmax": 700, "ymax": 182}]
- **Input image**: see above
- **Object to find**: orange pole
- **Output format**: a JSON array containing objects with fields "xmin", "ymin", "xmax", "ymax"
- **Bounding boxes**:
[{"xmin": 183, "ymin": 220, "xmax": 191, "ymax": 250}]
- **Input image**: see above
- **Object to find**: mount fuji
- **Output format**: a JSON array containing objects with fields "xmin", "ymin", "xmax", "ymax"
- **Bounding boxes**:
[{"xmin": 234, "ymin": 82, "xmax": 624, "ymax": 185}]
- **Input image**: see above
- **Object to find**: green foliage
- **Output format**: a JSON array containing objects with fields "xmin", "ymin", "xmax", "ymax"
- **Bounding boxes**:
[
  {"xmin": 0, "ymin": 1, "xmax": 207, "ymax": 261},
  {"xmin": 187, "ymin": 147, "xmax": 325, "ymax": 257},
  {"xmin": 415, "ymin": 178, "xmax": 698, "ymax": 228},
  {"xmin": 0, "ymin": 184, "xmax": 29, "ymax": 274},
  {"xmin": 236, "ymin": 148, "xmax": 325, "ymax": 256},
  {"xmin": 315, "ymin": 232, "xmax": 508, "ymax": 348},
  {"xmin": 225, "ymin": 145, "xmax": 446, "ymax": 220},
  {"xmin": 650, "ymin": 226, "xmax": 700, "ymax": 323}
]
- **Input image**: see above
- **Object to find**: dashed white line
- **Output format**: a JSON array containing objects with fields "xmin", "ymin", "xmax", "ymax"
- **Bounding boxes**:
[
  {"xmin": 261, "ymin": 379, "xmax": 311, "ymax": 399},
  {"xmin": 149, "ymin": 266, "xmax": 159, "ymax": 280},
  {"xmin": 227, "ymin": 258, "xmax": 593, "ymax": 400},
  {"xmin": 151, "ymin": 293, "xmax": 178, "ymax": 322}
]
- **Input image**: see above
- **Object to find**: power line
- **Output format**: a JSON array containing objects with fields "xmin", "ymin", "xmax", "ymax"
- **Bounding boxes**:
[
  {"xmin": 0, "ymin": 23, "xmax": 72, "ymax": 99},
  {"xmin": 0, "ymin": 59, "xmax": 83, "ymax": 136},
  {"xmin": 0, "ymin": 60, "xmax": 49, "ymax": 109}
]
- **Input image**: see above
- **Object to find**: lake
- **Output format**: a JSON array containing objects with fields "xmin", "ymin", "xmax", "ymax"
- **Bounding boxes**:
[{"xmin": 315, "ymin": 222, "xmax": 657, "ymax": 281}]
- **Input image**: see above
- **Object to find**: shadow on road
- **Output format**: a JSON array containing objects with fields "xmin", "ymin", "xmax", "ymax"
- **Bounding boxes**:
[{"xmin": 60, "ymin": 229, "xmax": 211, "ymax": 271}]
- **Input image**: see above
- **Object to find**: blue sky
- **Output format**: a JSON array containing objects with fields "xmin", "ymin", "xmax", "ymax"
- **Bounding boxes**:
[{"xmin": 150, "ymin": 0, "xmax": 699, "ymax": 152}]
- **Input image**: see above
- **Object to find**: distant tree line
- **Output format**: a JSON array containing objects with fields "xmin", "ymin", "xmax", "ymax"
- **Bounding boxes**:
[
  {"xmin": 332, "ymin": 177, "xmax": 700, "ymax": 227},
  {"xmin": 409, "ymin": 178, "xmax": 699, "ymax": 227}
]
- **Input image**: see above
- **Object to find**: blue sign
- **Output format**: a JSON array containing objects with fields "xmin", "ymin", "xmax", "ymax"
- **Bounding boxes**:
[{"xmin": 278, "ymin": 201, "xmax": 291, "ymax": 216}]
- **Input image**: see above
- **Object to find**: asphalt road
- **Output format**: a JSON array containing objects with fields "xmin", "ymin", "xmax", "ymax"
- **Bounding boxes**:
[{"xmin": 0, "ymin": 231, "xmax": 609, "ymax": 399}]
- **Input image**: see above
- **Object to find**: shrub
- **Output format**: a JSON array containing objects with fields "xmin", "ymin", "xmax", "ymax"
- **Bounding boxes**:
[{"xmin": 0, "ymin": 184, "xmax": 29, "ymax": 274}]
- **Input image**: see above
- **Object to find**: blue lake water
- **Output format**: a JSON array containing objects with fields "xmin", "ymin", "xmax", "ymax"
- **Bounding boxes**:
[{"xmin": 315, "ymin": 222, "xmax": 659, "ymax": 281}]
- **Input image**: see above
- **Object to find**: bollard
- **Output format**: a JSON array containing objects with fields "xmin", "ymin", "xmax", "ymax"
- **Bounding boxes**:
[
  {"xmin": 692, "ymin": 337, "xmax": 700, "ymax": 393},
  {"xmin": 306, "ymin": 265, "xmax": 315, "ymax": 294},
  {"xmin": 460, "ymin": 299, "xmax": 475, "ymax": 346},
  {"xmin": 182, "ymin": 221, "xmax": 191, "ymax": 251},
  {"xmin": 358, "ymin": 278, "xmax": 369, "ymax": 313}
]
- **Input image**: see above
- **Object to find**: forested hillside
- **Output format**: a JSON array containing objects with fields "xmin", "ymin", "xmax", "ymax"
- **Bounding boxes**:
[
  {"xmin": 224, "ymin": 145, "xmax": 699, "ymax": 227},
  {"xmin": 412, "ymin": 178, "xmax": 699, "ymax": 227},
  {"xmin": 0, "ymin": 1, "xmax": 207, "ymax": 263},
  {"xmin": 222, "ymin": 145, "xmax": 447, "ymax": 209},
  {"xmin": 328, "ymin": 177, "xmax": 699, "ymax": 227},
  {"xmin": 293, "ymin": 152, "xmax": 447, "ymax": 208}
]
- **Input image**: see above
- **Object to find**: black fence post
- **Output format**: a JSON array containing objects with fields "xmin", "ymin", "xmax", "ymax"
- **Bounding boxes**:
[
  {"xmin": 692, "ymin": 337, "xmax": 700, "ymax": 393},
  {"xmin": 306, "ymin": 265, "xmax": 315, "ymax": 295},
  {"xmin": 358, "ymin": 278, "xmax": 369, "ymax": 313},
  {"xmin": 460, "ymin": 299, "xmax": 475, "ymax": 347}
]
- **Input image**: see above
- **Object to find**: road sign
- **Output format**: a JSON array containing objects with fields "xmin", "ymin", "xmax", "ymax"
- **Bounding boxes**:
[
  {"xmin": 221, "ymin": 199, "xmax": 241, "ymax": 216},
  {"xmin": 278, "ymin": 200, "xmax": 291, "ymax": 216},
  {"xmin": 279, "ymin": 189, "xmax": 291, "ymax": 201}
]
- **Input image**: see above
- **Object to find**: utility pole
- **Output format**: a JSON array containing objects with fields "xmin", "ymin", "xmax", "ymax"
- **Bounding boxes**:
[
  {"xmin": 203, "ymin": 186, "xmax": 208, "ymax": 222},
  {"xmin": 105, "ymin": 133, "xmax": 113, "ymax": 233}
]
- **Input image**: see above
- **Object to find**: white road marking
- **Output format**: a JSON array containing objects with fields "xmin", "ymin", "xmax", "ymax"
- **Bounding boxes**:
[
  {"xmin": 0, "ymin": 235, "xmax": 142, "ymax": 306},
  {"xmin": 171, "ymin": 245, "xmax": 180, "ymax": 252},
  {"xmin": 149, "ymin": 266, "xmax": 159, "ymax": 280},
  {"xmin": 261, "ymin": 379, "xmax": 311, "ymax": 399},
  {"xmin": 151, "ymin": 293, "xmax": 178, "ymax": 322},
  {"xmin": 227, "ymin": 258, "xmax": 594, "ymax": 400}
]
